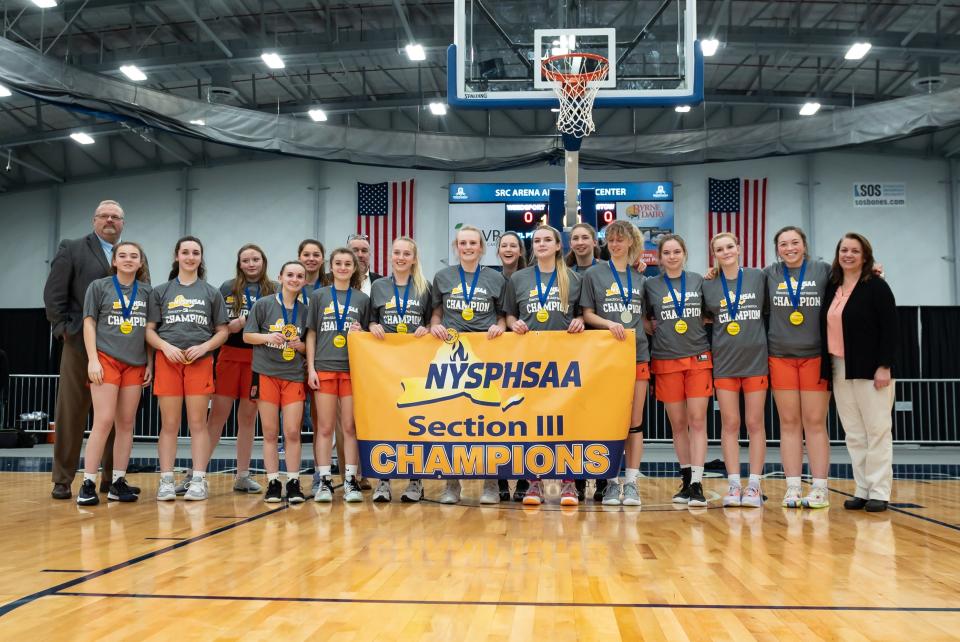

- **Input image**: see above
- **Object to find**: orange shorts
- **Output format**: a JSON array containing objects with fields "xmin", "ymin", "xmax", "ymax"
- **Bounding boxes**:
[
  {"xmin": 154, "ymin": 353, "xmax": 214, "ymax": 397},
  {"xmin": 253, "ymin": 373, "xmax": 306, "ymax": 407},
  {"xmin": 715, "ymin": 375, "xmax": 769, "ymax": 393},
  {"xmin": 96, "ymin": 351, "xmax": 145, "ymax": 388},
  {"xmin": 651, "ymin": 354, "xmax": 713, "ymax": 403},
  {"xmin": 215, "ymin": 347, "xmax": 254, "ymax": 400},
  {"xmin": 635, "ymin": 362, "xmax": 650, "ymax": 381},
  {"xmin": 768, "ymin": 357, "xmax": 828, "ymax": 392},
  {"xmin": 315, "ymin": 371, "xmax": 352, "ymax": 398}
]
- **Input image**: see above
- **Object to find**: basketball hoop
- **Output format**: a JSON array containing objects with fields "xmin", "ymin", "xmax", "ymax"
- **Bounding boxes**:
[{"xmin": 541, "ymin": 52, "xmax": 609, "ymax": 141}]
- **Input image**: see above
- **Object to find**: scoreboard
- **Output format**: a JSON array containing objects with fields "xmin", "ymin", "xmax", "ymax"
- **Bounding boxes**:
[{"xmin": 505, "ymin": 202, "xmax": 617, "ymax": 242}]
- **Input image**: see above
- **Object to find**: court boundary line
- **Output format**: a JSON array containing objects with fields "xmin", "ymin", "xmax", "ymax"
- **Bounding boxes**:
[
  {"xmin": 0, "ymin": 504, "xmax": 287, "ymax": 619},
  {"xmin": 820, "ymin": 484, "xmax": 960, "ymax": 534},
  {"xmin": 49, "ymin": 591, "xmax": 960, "ymax": 613}
]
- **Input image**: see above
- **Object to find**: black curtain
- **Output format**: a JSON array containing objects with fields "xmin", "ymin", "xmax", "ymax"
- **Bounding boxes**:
[
  {"xmin": 920, "ymin": 307, "xmax": 960, "ymax": 377},
  {"xmin": 896, "ymin": 307, "xmax": 921, "ymax": 378},
  {"xmin": 0, "ymin": 309, "xmax": 55, "ymax": 374}
]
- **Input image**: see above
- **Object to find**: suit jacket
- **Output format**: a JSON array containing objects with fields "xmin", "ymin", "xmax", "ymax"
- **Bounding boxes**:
[
  {"xmin": 819, "ymin": 275, "xmax": 899, "ymax": 381},
  {"xmin": 43, "ymin": 233, "xmax": 111, "ymax": 348},
  {"xmin": 369, "ymin": 271, "xmax": 383, "ymax": 283}
]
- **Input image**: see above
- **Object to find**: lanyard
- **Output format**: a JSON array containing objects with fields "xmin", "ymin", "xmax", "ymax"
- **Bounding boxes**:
[
  {"xmin": 111, "ymin": 276, "xmax": 138, "ymax": 320},
  {"xmin": 244, "ymin": 284, "xmax": 260, "ymax": 311},
  {"xmin": 277, "ymin": 293, "xmax": 299, "ymax": 327},
  {"xmin": 663, "ymin": 272, "xmax": 686, "ymax": 319},
  {"xmin": 458, "ymin": 266, "xmax": 481, "ymax": 307},
  {"xmin": 782, "ymin": 260, "xmax": 807, "ymax": 311},
  {"xmin": 534, "ymin": 265, "xmax": 557, "ymax": 308},
  {"xmin": 719, "ymin": 268, "xmax": 743, "ymax": 320},
  {"xmin": 393, "ymin": 277, "xmax": 412, "ymax": 319},
  {"xmin": 331, "ymin": 286, "xmax": 353, "ymax": 333},
  {"xmin": 608, "ymin": 261, "xmax": 632, "ymax": 309}
]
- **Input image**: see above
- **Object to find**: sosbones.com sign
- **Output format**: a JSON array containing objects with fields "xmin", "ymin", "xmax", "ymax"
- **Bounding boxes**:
[{"xmin": 853, "ymin": 183, "xmax": 906, "ymax": 208}]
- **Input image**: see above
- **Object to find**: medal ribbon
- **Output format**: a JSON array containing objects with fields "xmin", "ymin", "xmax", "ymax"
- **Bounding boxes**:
[
  {"xmin": 608, "ymin": 261, "xmax": 633, "ymax": 314},
  {"xmin": 663, "ymin": 272, "xmax": 686, "ymax": 321},
  {"xmin": 719, "ymin": 268, "xmax": 743, "ymax": 322},
  {"xmin": 244, "ymin": 284, "xmax": 261, "ymax": 312},
  {"xmin": 331, "ymin": 286, "xmax": 353, "ymax": 334},
  {"xmin": 277, "ymin": 293, "xmax": 300, "ymax": 328},
  {"xmin": 458, "ymin": 266, "xmax": 482, "ymax": 309},
  {"xmin": 111, "ymin": 275, "xmax": 138, "ymax": 321},
  {"xmin": 393, "ymin": 277, "xmax": 412, "ymax": 322},
  {"xmin": 534, "ymin": 265, "xmax": 557, "ymax": 310},
  {"xmin": 781, "ymin": 260, "xmax": 807, "ymax": 312}
]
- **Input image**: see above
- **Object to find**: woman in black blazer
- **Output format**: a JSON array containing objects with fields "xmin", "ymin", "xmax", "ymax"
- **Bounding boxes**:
[{"xmin": 820, "ymin": 233, "xmax": 898, "ymax": 512}]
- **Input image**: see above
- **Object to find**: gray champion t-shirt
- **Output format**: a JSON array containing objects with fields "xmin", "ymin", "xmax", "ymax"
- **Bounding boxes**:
[
  {"xmin": 702, "ymin": 268, "xmax": 768, "ymax": 378},
  {"xmin": 503, "ymin": 266, "xmax": 582, "ymax": 331},
  {"xmin": 147, "ymin": 279, "xmax": 228, "ymax": 350},
  {"xmin": 244, "ymin": 294, "xmax": 309, "ymax": 382},
  {"xmin": 579, "ymin": 262, "xmax": 650, "ymax": 363},
  {"xmin": 644, "ymin": 271, "xmax": 710, "ymax": 360},
  {"xmin": 430, "ymin": 265, "xmax": 505, "ymax": 332},
  {"xmin": 221, "ymin": 279, "xmax": 277, "ymax": 349},
  {"xmin": 370, "ymin": 277, "xmax": 433, "ymax": 333},
  {"xmin": 306, "ymin": 287, "xmax": 371, "ymax": 373},
  {"xmin": 82, "ymin": 276, "xmax": 152, "ymax": 366},
  {"xmin": 764, "ymin": 260, "xmax": 830, "ymax": 358}
]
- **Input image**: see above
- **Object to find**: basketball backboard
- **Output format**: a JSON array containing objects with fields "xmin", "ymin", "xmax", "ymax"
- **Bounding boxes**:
[{"xmin": 448, "ymin": 0, "xmax": 702, "ymax": 109}]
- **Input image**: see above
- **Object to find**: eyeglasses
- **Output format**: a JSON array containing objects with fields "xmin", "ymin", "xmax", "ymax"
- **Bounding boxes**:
[
  {"xmin": 346, "ymin": 233, "xmax": 369, "ymax": 242},
  {"xmin": 96, "ymin": 214, "xmax": 124, "ymax": 221}
]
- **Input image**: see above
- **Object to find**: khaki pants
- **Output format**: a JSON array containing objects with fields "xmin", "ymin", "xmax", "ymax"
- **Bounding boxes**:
[
  {"xmin": 52, "ymin": 341, "xmax": 114, "ymax": 485},
  {"xmin": 831, "ymin": 357, "xmax": 894, "ymax": 501}
]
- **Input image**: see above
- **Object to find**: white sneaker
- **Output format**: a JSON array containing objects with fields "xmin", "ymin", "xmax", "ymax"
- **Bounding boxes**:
[
  {"xmin": 722, "ymin": 484, "xmax": 742, "ymax": 507},
  {"xmin": 602, "ymin": 481, "xmax": 622, "ymax": 506},
  {"xmin": 157, "ymin": 477, "xmax": 176, "ymax": 501},
  {"xmin": 344, "ymin": 477, "xmax": 364, "ymax": 502},
  {"xmin": 741, "ymin": 484, "xmax": 764, "ymax": 508},
  {"xmin": 400, "ymin": 480, "xmax": 423, "ymax": 503},
  {"xmin": 184, "ymin": 478, "xmax": 208, "ymax": 501},
  {"xmin": 802, "ymin": 486, "xmax": 830, "ymax": 509},
  {"xmin": 621, "ymin": 481, "xmax": 642, "ymax": 506},
  {"xmin": 782, "ymin": 485, "xmax": 803, "ymax": 508},
  {"xmin": 479, "ymin": 479, "xmax": 500, "ymax": 504},
  {"xmin": 372, "ymin": 480, "xmax": 392, "ymax": 503},
  {"xmin": 439, "ymin": 480, "xmax": 461, "ymax": 504},
  {"xmin": 233, "ymin": 474, "xmax": 262, "ymax": 493},
  {"xmin": 314, "ymin": 477, "xmax": 334, "ymax": 502},
  {"xmin": 174, "ymin": 470, "xmax": 192, "ymax": 496}
]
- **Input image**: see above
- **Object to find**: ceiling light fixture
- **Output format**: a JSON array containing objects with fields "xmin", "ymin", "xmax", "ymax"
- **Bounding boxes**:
[
  {"xmin": 700, "ymin": 38, "xmax": 720, "ymax": 57},
  {"xmin": 308, "ymin": 108, "xmax": 328, "ymax": 122},
  {"xmin": 70, "ymin": 132, "xmax": 95, "ymax": 145},
  {"xmin": 428, "ymin": 102, "xmax": 447, "ymax": 116},
  {"xmin": 675, "ymin": 105, "xmax": 691, "ymax": 113},
  {"xmin": 189, "ymin": 119, "xmax": 206, "ymax": 126},
  {"xmin": 844, "ymin": 42, "xmax": 872, "ymax": 60},
  {"xmin": 32, "ymin": 0, "xmax": 58, "ymax": 8},
  {"xmin": 261, "ymin": 52, "xmax": 285, "ymax": 69},
  {"xmin": 0, "ymin": 84, "xmax": 12, "ymax": 98},
  {"xmin": 405, "ymin": 44, "xmax": 426, "ymax": 61},
  {"xmin": 799, "ymin": 102, "xmax": 821, "ymax": 116},
  {"xmin": 119, "ymin": 64, "xmax": 147, "ymax": 81}
]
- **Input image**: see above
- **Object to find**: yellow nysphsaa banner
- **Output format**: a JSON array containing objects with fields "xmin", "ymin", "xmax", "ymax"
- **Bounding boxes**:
[{"xmin": 350, "ymin": 330, "xmax": 636, "ymax": 479}]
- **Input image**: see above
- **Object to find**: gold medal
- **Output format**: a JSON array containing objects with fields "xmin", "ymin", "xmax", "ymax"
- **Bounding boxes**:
[
  {"xmin": 333, "ymin": 334, "xmax": 347, "ymax": 348},
  {"xmin": 536, "ymin": 308, "xmax": 549, "ymax": 323},
  {"xmin": 675, "ymin": 319, "xmax": 688, "ymax": 334},
  {"xmin": 282, "ymin": 324, "xmax": 298, "ymax": 340},
  {"xmin": 119, "ymin": 320, "xmax": 133, "ymax": 335},
  {"xmin": 727, "ymin": 321, "xmax": 741, "ymax": 336},
  {"xmin": 461, "ymin": 307, "xmax": 475, "ymax": 321},
  {"xmin": 281, "ymin": 347, "xmax": 295, "ymax": 361},
  {"xmin": 396, "ymin": 322, "xmax": 409, "ymax": 334},
  {"xmin": 789, "ymin": 310, "xmax": 804, "ymax": 326}
]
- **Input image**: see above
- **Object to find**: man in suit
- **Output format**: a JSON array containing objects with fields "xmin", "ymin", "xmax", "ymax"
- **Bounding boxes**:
[
  {"xmin": 43, "ymin": 200, "xmax": 125, "ymax": 499},
  {"xmin": 347, "ymin": 233, "xmax": 383, "ymax": 295}
]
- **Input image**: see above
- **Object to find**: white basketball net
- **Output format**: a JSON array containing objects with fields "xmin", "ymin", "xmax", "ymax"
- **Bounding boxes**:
[{"xmin": 542, "ymin": 53, "xmax": 609, "ymax": 139}]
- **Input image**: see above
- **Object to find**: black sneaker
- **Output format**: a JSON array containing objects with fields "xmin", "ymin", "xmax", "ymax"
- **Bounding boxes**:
[
  {"xmin": 264, "ymin": 479, "xmax": 283, "ymax": 503},
  {"xmin": 687, "ymin": 482, "xmax": 707, "ymax": 507},
  {"xmin": 498, "ymin": 479, "xmax": 511, "ymax": 502},
  {"xmin": 286, "ymin": 479, "xmax": 306, "ymax": 504},
  {"xmin": 77, "ymin": 479, "xmax": 99, "ymax": 505},
  {"xmin": 100, "ymin": 480, "xmax": 141, "ymax": 495},
  {"xmin": 512, "ymin": 479, "xmax": 530, "ymax": 502},
  {"xmin": 575, "ymin": 479, "xmax": 586, "ymax": 502},
  {"xmin": 593, "ymin": 479, "xmax": 608, "ymax": 502},
  {"xmin": 672, "ymin": 467, "xmax": 693, "ymax": 504},
  {"xmin": 108, "ymin": 477, "xmax": 138, "ymax": 502}
]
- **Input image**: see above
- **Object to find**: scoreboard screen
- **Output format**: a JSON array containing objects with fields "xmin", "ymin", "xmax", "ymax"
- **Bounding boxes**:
[{"xmin": 505, "ymin": 202, "xmax": 618, "ymax": 237}]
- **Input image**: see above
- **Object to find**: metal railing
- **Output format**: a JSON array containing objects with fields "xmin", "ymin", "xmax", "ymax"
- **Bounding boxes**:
[{"xmin": 5, "ymin": 374, "xmax": 959, "ymax": 445}]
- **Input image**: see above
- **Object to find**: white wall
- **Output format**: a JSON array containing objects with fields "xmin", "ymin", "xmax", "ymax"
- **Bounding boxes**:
[{"xmin": 0, "ymin": 151, "xmax": 954, "ymax": 308}]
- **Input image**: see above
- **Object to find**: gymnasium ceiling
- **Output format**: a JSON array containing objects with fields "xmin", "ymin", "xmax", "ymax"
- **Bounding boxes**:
[{"xmin": 0, "ymin": 0, "xmax": 959, "ymax": 192}]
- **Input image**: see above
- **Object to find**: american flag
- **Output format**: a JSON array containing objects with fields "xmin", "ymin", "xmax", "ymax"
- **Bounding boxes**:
[
  {"xmin": 708, "ymin": 177, "xmax": 767, "ymax": 268},
  {"xmin": 357, "ymin": 179, "xmax": 415, "ymax": 275}
]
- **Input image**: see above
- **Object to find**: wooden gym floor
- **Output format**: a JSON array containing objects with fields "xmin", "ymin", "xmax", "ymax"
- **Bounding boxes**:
[{"xmin": 1, "ymin": 469, "xmax": 959, "ymax": 641}]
